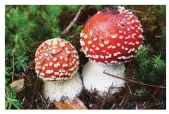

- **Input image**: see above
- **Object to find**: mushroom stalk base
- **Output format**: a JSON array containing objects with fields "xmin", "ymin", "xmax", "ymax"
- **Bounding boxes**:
[
  {"xmin": 42, "ymin": 72, "xmax": 82, "ymax": 102},
  {"xmin": 82, "ymin": 61, "xmax": 125, "ymax": 96}
]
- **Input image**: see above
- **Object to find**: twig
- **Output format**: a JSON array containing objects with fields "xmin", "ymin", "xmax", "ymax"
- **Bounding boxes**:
[
  {"xmin": 100, "ymin": 83, "xmax": 113, "ymax": 109},
  {"xmin": 126, "ymin": 82, "xmax": 133, "ymax": 96},
  {"xmin": 126, "ymin": 82, "xmax": 139, "ymax": 109},
  {"xmin": 100, "ymin": 95, "xmax": 106, "ymax": 109},
  {"xmin": 119, "ymin": 94, "xmax": 126, "ymax": 107},
  {"xmin": 29, "ymin": 59, "xmax": 45, "ymax": 109},
  {"xmin": 62, "ymin": 5, "xmax": 85, "ymax": 34},
  {"xmin": 103, "ymin": 70, "xmax": 166, "ymax": 89},
  {"xmin": 99, "ymin": 95, "xmax": 106, "ymax": 109},
  {"xmin": 38, "ymin": 92, "xmax": 50, "ymax": 109},
  {"xmin": 137, "ymin": 102, "xmax": 164, "ymax": 109},
  {"xmin": 119, "ymin": 92, "xmax": 129, "ymax": 109},
  {"xmin": 12, "ymin": 50, "xmax": 15, "ymax": 82},
  {"xmin": 33, "ymin": 60, "xmax": 45, "ymax": 97},
  {"xmin": 153, "ymin": 88, "xmax": 160, "ymax": 96},
  {"xmin": 110, "ymin": 103, "xmax": 116, "ymax": 109}
]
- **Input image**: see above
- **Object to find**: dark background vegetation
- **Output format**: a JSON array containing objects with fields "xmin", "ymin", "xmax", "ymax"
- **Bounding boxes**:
[{"xmin": 5, "ymin": 5, "xmax": 166, "ymax": 109}]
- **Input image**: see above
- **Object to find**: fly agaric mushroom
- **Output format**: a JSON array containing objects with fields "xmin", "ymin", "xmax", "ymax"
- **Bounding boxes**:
[
  {"xmin": 35, "ymin": 38, "xmax": 83, "ymax": 104},
  {"xmin": 80, "ymin": 6, "xmax": 143, "ymax": 96}
]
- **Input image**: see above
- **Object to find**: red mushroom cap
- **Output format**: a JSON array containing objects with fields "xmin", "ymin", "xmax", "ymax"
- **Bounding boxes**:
[
  {"xmin": 80, "ymin": 6, "xmax": 143, "ymax": 65},
  {"xmin": 35, "ymin": 38, "xmax": 79, "ymax": 81}
]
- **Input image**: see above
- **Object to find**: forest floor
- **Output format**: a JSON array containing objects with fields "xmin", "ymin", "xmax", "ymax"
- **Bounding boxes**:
[{"xmin": 6, "ymin": 5, "xmax": 166, "ymax": 109}]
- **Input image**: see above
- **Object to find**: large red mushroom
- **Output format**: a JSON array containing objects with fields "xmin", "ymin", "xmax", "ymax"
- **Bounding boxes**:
[
  {"xmin": 80, "ymin": 6, "xmax": 143, "ymax": 96},
  {"xmin": 35, "ymin": 38, "xmax": 83, "ymax": 102}
]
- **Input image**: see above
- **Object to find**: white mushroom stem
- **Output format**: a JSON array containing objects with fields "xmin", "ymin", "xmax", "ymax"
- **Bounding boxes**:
[
  {"xmin": 82, "ymin": 61, "xmax": 125, "ymax": 96},
  {"xmin": 42, "ymin": 72, "xmax": 82, "ymax": 102}
]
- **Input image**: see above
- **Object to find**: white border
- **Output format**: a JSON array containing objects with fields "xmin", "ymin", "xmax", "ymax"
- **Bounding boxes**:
[
  {"xmin": 3, "ymin": 0, "xmax": 168, "ymax": 5},
  {"xmin": 1, "ymin": 2, "xmax": 5, "ymax": 111},
  {"xmin": 1, "ymin": 0, "xmax": 168, "ymax": 114}
]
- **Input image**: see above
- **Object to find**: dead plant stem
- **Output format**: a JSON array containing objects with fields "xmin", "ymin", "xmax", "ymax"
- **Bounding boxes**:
[
  {"xmin": 62, "ymin": 5, "xmax": 85, "ymax": 34},
  {"xmin": 103, "ymin": 70, "xmax": 166, "ymax": 89}
]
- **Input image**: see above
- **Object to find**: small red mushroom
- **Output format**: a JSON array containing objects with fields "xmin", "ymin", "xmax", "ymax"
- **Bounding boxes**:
[
  {"xmin": 35, "ymin": 38, "xmax": 83, "ymax": 104},
  {"xmin": 35, "ymin": 38, "xmax": 79, "ymax": 81},
  {"xmin": 80, "ymin": 6, "xmax": 144, "ymax": 96},
  {"xmin": 80, "ymin": 6, "xmax": 143, "ymax": 65}
]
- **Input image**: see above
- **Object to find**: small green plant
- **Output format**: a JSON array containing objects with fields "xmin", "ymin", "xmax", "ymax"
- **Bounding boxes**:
[
  {"xmin": 5, "ymin": 86, "xmax": 21, "ymax": 109},
  {"xmin": 94, "ymin": 5, "xmax": 103, "ymax": 10},
  {"xmin": 152, "ymin": 55, "xmax": 165, "ymax": 72},
  {"xmin": 136, "ymin": 44, "xmax": 165, "ymax": 83},
  {"xmin": 137, "ymin": 45, "xmax": 151, "ymax": 62}
]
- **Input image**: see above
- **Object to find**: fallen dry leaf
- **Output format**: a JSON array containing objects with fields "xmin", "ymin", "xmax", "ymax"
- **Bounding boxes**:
[
  {"xmin": 10, "ymin": 79, "xmax": 24, "ymax": 92},
  {"xmin": 53, "ymin": 98, "xmax": 87, "ymax": 110}
]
